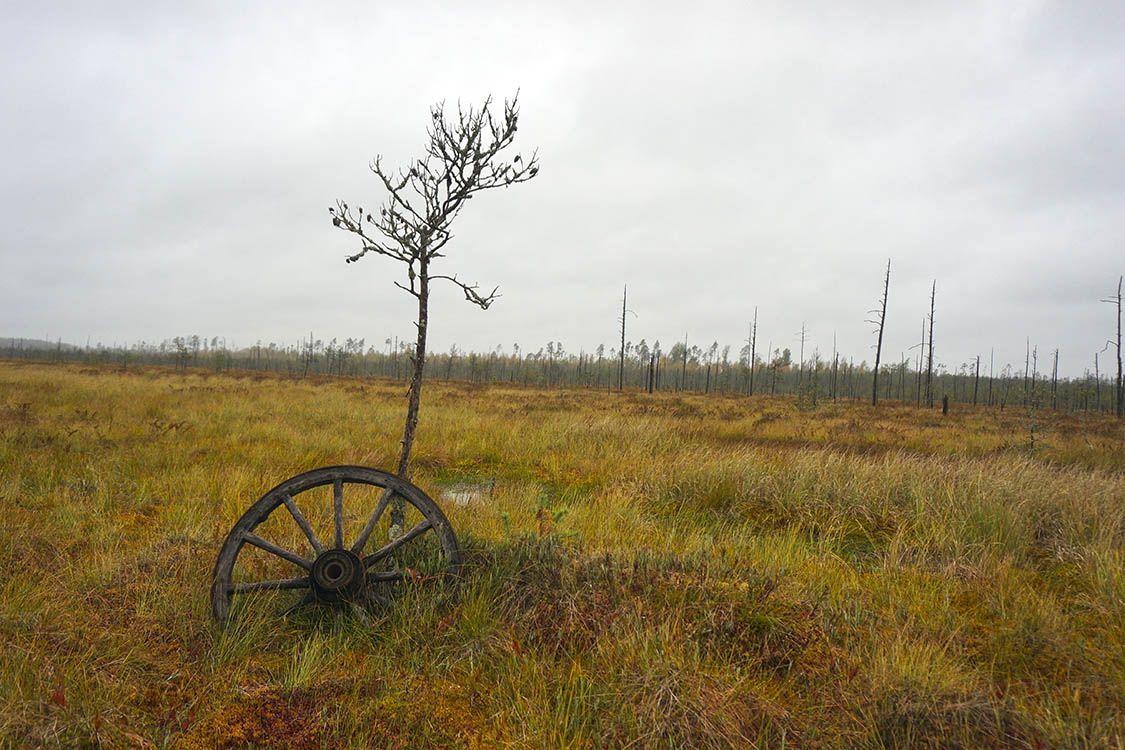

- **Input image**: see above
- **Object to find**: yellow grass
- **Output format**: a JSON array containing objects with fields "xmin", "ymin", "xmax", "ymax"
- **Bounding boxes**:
[{"xmin": 1, "ymin": 360, "xmax": 1123, "ymax": 748}]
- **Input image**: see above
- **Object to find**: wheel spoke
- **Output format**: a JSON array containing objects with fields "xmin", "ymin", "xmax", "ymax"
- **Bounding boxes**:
[
  {"xmin": 230, "ymin": 576, "xmax": 311, "ymax": 593},
  {"xmin": 350, "ymin": 487, "xmax": 395, "ymax": 554},
  {"xmin": 363, "ymin": 590, "xmax": 393, "ymax": 610},
  {"xmin": 279, "ymin": 591, "xmax": 317, "ymax": 617},
  {"xmin": 243, "ymin": 532, "xmax": 313, "ymax": 570},
  {"xmin": 333, "ymin": 479, "xmax": 344, "ymax": 549},
  {"xmin": 363, "ymin": 519, "xmax": 432, "ymax": 568},
  {"xmin": 283, "ymin": 494, "xmax": 325, "ymax": 555}
]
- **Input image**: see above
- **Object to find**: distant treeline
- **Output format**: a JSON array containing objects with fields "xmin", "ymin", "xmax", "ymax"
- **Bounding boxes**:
[{"xmin": 1, "ymin": 333, "xmax": 1119, "ymax": 415}]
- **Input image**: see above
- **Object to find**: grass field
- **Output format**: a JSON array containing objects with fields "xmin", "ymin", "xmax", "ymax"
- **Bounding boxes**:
[{"xmin": 1, "ymin": 360, "xmax": 1123, "ymax": 748}]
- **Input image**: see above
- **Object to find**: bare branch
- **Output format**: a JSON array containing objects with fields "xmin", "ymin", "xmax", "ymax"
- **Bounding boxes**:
[
  {"xmin": 429, "ymin": 274, "xmax": 500, "ymax": 309},
  {"xmin": 393, "ymin": 281, "xmax": 420, "ymax": 298}
]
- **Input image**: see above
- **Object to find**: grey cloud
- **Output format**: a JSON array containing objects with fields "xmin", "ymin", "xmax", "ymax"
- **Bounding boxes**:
[{"xmin": 0, "ymin": 0, "xmax": 1121, "ymax": 376}]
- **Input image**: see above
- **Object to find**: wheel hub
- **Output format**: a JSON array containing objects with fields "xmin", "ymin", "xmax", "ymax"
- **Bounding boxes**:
[{"xmin": 311, "ymin": 549, "xmax": 365, "ymax": 602}]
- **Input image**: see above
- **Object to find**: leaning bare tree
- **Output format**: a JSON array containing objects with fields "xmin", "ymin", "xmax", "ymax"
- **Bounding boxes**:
[
  {"xmin": 867, "ymin": 258, "xmax": 890, "ymax": 406},
  {"xmin": 330, "ymin": 94, "xmax": 539, "ymax": 536}
]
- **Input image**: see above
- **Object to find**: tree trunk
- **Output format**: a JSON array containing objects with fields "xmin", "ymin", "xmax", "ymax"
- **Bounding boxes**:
[
  {"xmin": 973, "ymin": 355, "xmax": 980, "ymax": 406},
  {"xmin": 872, "ymin": 259, "xmax": 890, "ymax": 406},
  {"xmin": 618, "ymin": 285, "xmax": 627, "ymax": 391},
  {"xmin": 393, "ymin": 262, "xmax": 429, "ymax": 538},
  {"xmin": 749, "ymin": 309, "xmax": 758, "ymax": 396},
  {"xmin": 925, "ymin": 281, "xmax": 935, "ymax": 408},
  {"xmin": 1115, "ymin": 276, "xmax": 1123, "ymax": 418},
  {"xmin": 680, "ymin": 334, "xmax": 688, "ymax": 391}
]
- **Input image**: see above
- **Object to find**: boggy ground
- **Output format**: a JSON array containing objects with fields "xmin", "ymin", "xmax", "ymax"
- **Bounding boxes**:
[{"xmin": 1, "ymin": 360, "xmax": 1123, "ymax": 748}]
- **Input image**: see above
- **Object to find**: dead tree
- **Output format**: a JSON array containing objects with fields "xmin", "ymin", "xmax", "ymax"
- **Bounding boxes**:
[
  {"xmin": 747, "ymin": 307, "xmax": 758, "ymax": 396},
  {"xmin": 617, "ymin": 284, "xmax": 635, "ymax": 391},
  {"xmin": 680, "ymin": 333, "xmax": 688, "ymax": 391},
  {"xmin": 973, "ymin": 354, "xmax": 980, "ymax": 406},
  {"xmin": 867, "ymin": 259, "xmax": 891, "ymax": 406},
  {"xmin": 766, "ymin": 340, "xmax": 775, "ymax": 394},
  {"xmin": 1051, "ymin": 349, "xmax": 1059, "ymax": 410},
  {"xmin": 925, "ymin": 281, "xmax": 936, "ymax": 408},
  {"xmin": 1103, "ymin": 276, "xmax": 1123, "ymax": 418},
  {"xmin": 331, "ymin": 94, "xmax": 539, "ymax": 535}
]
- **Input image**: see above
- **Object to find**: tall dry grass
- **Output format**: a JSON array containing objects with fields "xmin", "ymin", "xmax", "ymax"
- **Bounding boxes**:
[{"xmin": 0, "ymin": 360, "xmax": 1122, "ymax": 748}]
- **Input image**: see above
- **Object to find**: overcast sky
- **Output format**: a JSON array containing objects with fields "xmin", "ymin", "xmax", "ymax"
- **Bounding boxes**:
[{"xmin": 2, "ymin": 0, "xmax": 1122, "ymax": 377}]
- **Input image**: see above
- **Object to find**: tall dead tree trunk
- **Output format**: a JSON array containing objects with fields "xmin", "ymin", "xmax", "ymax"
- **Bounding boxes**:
[
  {"xmin": 1119, "ymin": 277, "xmax": 1124, "ymax": 418},
  {"xmin": 1119, "ymin": 282, "xmax": 1123, "ymax": 418},
  {"xmin": 973, "ymin": 354, "xmax": 980, "ymax": 406},
  {"xmin": 618, "ymin": 285, "xmax": 627, "ymax": 391},
  {"xmin": 1103, "ymin": 276, "xmax": 1123, "ymax": 418},
  {"xmin": 869, "ymin": 259, "xmax": 891, "ymax": 406},
  {"xmin": 680, "ymin": 333, "xmax": 688, "ymax": 391},
  {"xmin": 925, "ymin": 282, "xmax": 935, "ymax": 408},
  {"xmin": 748, "ymin": 308, "xmax": 758, "ymax": 396}
]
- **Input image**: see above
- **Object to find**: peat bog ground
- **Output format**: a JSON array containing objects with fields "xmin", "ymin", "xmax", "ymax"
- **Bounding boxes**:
[{"xmin": 1, "ymin": 360, "xmax": 1123, "ymax": 748}]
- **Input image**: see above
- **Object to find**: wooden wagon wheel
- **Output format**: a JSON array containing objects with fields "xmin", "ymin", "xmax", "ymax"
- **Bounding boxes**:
[{"xmin": 211, "ymin": 465, "xmax": 461, "ymax": 625}]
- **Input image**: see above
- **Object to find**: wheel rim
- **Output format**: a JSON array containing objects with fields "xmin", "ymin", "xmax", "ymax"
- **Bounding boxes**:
[{"xmin": 211, "ymin": 465, "xmax": 461, "ymax": 624}]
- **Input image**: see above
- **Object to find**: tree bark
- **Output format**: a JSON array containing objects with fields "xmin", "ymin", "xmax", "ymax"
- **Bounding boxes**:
[
  {"xmin": 925, "ymin": 282, "xmax": 935, "ymax": 408},
  {"xmin": 618, "ymin": 285, "xmax": 627, "ymax": 391},
  {"xmin": 973, "ymin": 355, "xmax": 980, "ymax": 406},
  {"xmin": 392, "ymin": 261, "xmax": 429, "ymax": 537},
  {"xmin": 1115, "ymin": 276, "xmax": 1123, "ymax": 418},
  {"xmin": 748, "ymin": 308, "xmax": 758, "ymax": 396},
  {"xmin": 872, "ymin": 259, "xmax": 890, "ymax": 406}
]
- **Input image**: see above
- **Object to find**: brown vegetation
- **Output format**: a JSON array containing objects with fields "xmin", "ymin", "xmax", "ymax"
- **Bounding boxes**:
[{"xmin": 1, "ymin": 360, "xmax": 1122, "ymax": 747}]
